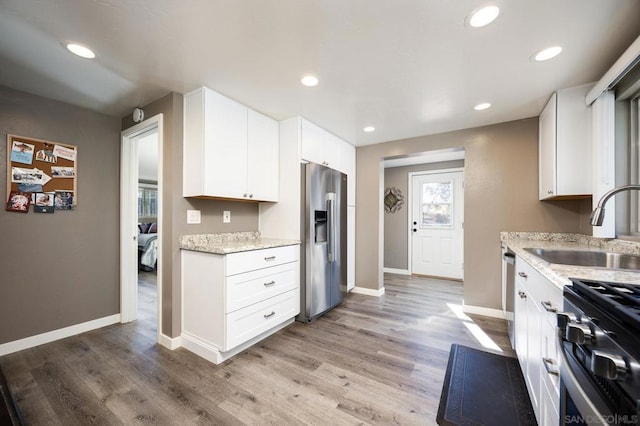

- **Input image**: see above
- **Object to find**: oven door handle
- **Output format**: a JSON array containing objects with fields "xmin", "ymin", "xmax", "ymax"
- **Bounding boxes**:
[{"xmin": 557, "ymin": 334, "xmax": 610, "ymax": 425}]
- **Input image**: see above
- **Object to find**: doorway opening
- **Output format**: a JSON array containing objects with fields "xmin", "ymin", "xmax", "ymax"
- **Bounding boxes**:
[
  {"xmin": 382, "ymin": 147, "xmax": 465, "ymax": 281},
  {"xmin": 120, "ymin": 114, "xmax": 163, "ymax": 342}
]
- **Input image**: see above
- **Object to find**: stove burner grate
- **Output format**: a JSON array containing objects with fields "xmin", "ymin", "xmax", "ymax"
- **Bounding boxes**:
[{"xmin": 569, "ymin": 279, "xmax": 640, "ymax": 332}]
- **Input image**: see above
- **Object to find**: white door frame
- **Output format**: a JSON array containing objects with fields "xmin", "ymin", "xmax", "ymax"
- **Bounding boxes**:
[
  {"xmin": 120, "ymin": 114, "xmax": 163, "ymax": 342},
  {"xmin": 407, "ymin": 167, "xmax": 464, "ymax": 276}
]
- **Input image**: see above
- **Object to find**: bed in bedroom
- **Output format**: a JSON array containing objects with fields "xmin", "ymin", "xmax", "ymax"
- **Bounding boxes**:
[{"xmin": 138, "ymin": 222, "xmax": 158, "ymax": 271}]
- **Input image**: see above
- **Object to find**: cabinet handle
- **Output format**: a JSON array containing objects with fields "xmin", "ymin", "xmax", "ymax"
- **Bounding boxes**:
[
  {"xmin": 264, "ymin": 256, "xmax": 276, "ymax": 261},
  {"xmin": 264, "ymin": 280, "xmax": 276, "ymax": 287},
  {"xmin": 264, "ymin": 311, "xmax": 276, "ymax": 319},
  {"xmin": 547, "ymin": 190, "xmax": 554, "ymax": 195},
  {"xmin": 249, "ymin": 193, "xmax": 253, "ymax": 198},
  {"xmin": 518, "ymin": 272, "xmax": 528, "ymax": 278},
  {"xmin": 542, "ymin": 357, "xmax": 559, "ymax": 376},
  {"xmin": 243, "ymin": 193, "xmax": 248, "ymax": 198},
  {"xmin": 518, "ymin": 291, "xmax": 527, "ymax": 299},
  {"xmin": 541, "ymin": 300, "xmax": 557, "ymax": 313}
]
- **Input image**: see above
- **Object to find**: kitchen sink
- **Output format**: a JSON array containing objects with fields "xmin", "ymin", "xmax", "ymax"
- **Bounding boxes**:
[{"xmin": 523, "ymin": 248, "xmax": 640, "ymax": 271}]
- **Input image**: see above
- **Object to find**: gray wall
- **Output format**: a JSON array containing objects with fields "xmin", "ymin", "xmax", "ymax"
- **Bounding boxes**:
[
  {"xmin": 357, "ymin": 118, "xmax": 592, "ymax": 310},
  {"xmin": 384, "ymin": 160, "xmax": 464, "ymax": 270},
  {"xmin": 0, "ymin": 85, "xmax": 121, "ymax": 344},
  {"xmin": 122, "ymin": 93, "xmax": 259, "ymax": 338}
]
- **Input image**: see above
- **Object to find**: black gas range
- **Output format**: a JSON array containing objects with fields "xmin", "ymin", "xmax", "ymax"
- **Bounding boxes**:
[{"xmin": 559, "ymin": 278, "xmax": 640, "ymax": 425}]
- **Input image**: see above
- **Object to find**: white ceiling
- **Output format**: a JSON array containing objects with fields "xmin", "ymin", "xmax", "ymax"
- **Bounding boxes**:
[{"xmin": 0, "ymin": 1, "xmax": 639, "ymax": 147}]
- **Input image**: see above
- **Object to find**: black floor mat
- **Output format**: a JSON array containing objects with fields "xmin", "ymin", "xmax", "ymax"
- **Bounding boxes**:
[{"xmin": 437, "ymin": 344, "xmax": 537, "ymax": 426}]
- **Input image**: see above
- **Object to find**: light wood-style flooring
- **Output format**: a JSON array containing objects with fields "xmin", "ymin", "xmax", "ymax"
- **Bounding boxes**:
[{"xmin": 1, "ymin": 274, "xmax": 514, "ymax": 425}]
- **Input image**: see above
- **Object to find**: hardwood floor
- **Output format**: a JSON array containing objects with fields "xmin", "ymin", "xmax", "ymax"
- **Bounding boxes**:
[{"xmin": 1, "ymin": 274, "xmax": 514, "ymax": 425}]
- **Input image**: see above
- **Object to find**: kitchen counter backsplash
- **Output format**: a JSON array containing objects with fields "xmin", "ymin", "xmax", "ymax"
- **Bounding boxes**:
[
  {"xmin": 179, "ymin": 231, "xmax": 300, "ymax": 255},
  {"xmin": 500, "ymin": 232, "xmax": 640, "ymax": 256}
]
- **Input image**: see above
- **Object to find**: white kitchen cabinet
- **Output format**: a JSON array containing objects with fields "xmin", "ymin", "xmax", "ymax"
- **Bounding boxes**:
[
  {"xmin": 341, "ymin": 141, "xmax": 356, "ymax": 206},
  {"xmin": 183, "ymin": 86, "xmax": 279, "ymax": 202},
  {"xmin": 181, "ymin": 245, "xmax": 300, "ymax": 364},
  {"xmin": 300, "ymin": 118, "xmax": 342, "ymax": 171},
  {"xmin": 347, "ymin": 206, "xmax": 356, "ymax": 291},
  {"xmin": 247, "ymin": 109, "xmax": 279, "ymax": 202},
  {"xmin": 514, "ymin": 255, "xmax": 562, "ymax": 425},
  {"xmin": 538, "ymin": 83, "xmax": 593, "ymax": 200}
]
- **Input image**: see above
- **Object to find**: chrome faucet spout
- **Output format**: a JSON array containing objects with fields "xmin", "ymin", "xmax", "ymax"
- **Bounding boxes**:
[{"xmin": 590, "ymin": 184, "xmax": 640, "ymax": 226}]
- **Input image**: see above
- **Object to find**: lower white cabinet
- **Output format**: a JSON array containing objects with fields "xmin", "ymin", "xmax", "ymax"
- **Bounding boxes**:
[
  {"xmin": 181, "ymin": 245, "xmax": 300, "ymax": 364},
  {"xmin": 514, "ymin": 255, "xmax": 562, "ymax": 425}
]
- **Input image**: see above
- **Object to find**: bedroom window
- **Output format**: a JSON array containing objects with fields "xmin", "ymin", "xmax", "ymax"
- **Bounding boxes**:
[{"xmin": 138, "ymin": 184, "xmax": 158, "ymax": 218}]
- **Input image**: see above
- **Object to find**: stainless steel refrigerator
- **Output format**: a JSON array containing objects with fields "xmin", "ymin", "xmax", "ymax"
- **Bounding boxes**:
[{"xmin": 297, "ymin": 162, "xmax": 347, "ymax": 323}]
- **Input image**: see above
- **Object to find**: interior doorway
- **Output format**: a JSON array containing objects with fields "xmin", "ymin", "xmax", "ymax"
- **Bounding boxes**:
[
  {"xmin": 382, "ymin": 147, "xmax": 465, "ymax": 281},
  {"xmin": 409, "ymin": 169, "xmax": 464, "ymax": 279},
  {"xmin": 120, "ymin": 114, "xmax": 163, "ymax": 342}
]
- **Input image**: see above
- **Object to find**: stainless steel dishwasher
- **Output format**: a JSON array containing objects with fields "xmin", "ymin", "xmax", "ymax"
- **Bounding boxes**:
[{"xmin": 501, "ymin": 244, "xmax": 516, "ymax": 349}]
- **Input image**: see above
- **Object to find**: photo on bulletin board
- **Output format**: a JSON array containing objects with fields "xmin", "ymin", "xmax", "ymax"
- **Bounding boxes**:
[
  {"xmin": 6, "ymin": 134, "xmax": 77, "ymax": 211},
  {"xmin": 6, "ymin": 191, "xmax": 31, "ymax": 213}
]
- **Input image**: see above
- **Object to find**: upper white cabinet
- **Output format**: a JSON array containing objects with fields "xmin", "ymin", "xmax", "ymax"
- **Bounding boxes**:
[
  {"xmin": 301, "ymin": 119, "xmax": 343, "ymax": 172},
  {"xmin": 299, "ymin": 118, "xmax": 356, "ymax": 205},
  {"xmin": 183, "ymin": 86, "xmax": 279, "ymax": 202},
  {"xmin": 538, "ymin": 83, "xmax": 593, "ymax": 200}
]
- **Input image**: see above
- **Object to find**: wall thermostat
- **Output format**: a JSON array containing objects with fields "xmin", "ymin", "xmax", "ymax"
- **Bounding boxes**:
[{"xmin": 132, "ymin": 107, "xmax": 144, "ymax": 123}]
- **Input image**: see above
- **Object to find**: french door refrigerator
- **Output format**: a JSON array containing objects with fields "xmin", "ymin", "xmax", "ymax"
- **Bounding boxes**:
[{"xmin": 297, "ymin": 162, "xmax": 347, "ymax": 323}]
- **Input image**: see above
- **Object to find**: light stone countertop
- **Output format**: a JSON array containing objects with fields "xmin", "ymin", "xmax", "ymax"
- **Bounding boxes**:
[
  {"xmin": 179, "ymin": 231, "xmax": 300, "ymax": 255},
  {"xmin": 500, "ymin": 232, "xmax": 640, "ymax": 290}
]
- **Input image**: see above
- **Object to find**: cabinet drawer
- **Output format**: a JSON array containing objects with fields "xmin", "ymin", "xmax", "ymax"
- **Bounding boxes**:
[
  {"xmin": 226, "ymin": 289, "xmax": 299, "ymax": 350},
  {"xmin": 226, "ymin": 262, "xmax": 299, "ymax": 313},
  {"xmin": 226, "ymin": 245, "xmax": 299, "ymax": 276}
]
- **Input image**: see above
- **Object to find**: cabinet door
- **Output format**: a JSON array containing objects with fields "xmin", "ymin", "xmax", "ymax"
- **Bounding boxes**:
[
  {"xmin": 347, "ymin": 206, "xmax": 356, "ymax": 291},
  {"xmin": 323, "ymin": 131, "xmax": 342, "ymax": 170},
  {"xmin": 301, "ymin": 119, "xmax": 325, "ymax": 165},
  {"xmin": 203, "ymin": 89, "xmax": 248, "ymax": 199},
  {"xmin": 247, "ymin": 109, "xmax": 279, "ymax": 202},
  {"xmin": 514, "ymin": 278, "xmax": 529, "ymax": 378},
  {"xmin": 526, "ymin": 292, "xmax": 543, "ymax": 419},
  {"xmin": 341, "ymin": 142, "xmax": 356, "ymax": 206},
  {"xmin": 539, "ymin": 93, "xmax": 557, "ymax": 200}
]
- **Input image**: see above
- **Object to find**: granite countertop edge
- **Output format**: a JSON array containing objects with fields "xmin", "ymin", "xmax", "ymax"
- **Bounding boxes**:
[
  {"xmin": 179, "ymin": 232, "xmax": 301, "ymax": 255},
  {"xmin": 500, "ymin": 232, "xmax": 640, "ymax": 290}
]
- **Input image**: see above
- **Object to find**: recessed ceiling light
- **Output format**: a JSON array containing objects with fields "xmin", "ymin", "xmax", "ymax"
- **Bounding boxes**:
[
  {"xmin": 532, "ymin": 46, "xmax": 562, "ymax": 62},
  {"xmin": 474, "ymin": 103, "xmax": 491, "ymax": 111},
  {"xmin": 301, "ymin": 75, "xmax": 318, "ymax": 87},
  {"xmin": 363, "ymin": 126, "xmax": 375, "ymax": 132},
  {"xmin": 467, "ymin": 5, "xmax": 500, "ymax": 28},
  {"xmin": 66, "ymin": 42, "xmax": 96, "ymax": 59}
]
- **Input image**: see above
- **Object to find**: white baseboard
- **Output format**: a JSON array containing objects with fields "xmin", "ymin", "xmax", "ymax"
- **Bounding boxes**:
[
  {"xmin": 462, "ymin": 304, "xmax": 506, "ymax": 320},
  {"xmin": 383, "ymin": 268, "xmax": 410, "ymax": 275},
  {"xmin": 351, "ymin": 286, "xmax": 386, "ymax": 297},
  {"xmin": 158, "ymin": 333, "xmax": 182, "ymax": 350},
  {"xmin": 0, "ymin": 313, "xmax": 121, "ymax": 356},
  {"xmin": 181, "ymin": 318, "xmax": 294, "ymax": 364}
]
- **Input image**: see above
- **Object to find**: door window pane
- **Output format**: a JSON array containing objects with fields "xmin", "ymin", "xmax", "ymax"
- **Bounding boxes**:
[{"xmin": 421, "ymin": 181, "xmax": 453, "ymax": 228}]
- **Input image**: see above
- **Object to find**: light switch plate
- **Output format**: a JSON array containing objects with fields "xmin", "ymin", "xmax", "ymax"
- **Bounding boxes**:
[
  {"xmin": 187, "ymin": 209, "xmax": 201, "ymax": 224},
  {"xmin": 223, "ymin": 210, "xmax": 231, "ymax": 223}
]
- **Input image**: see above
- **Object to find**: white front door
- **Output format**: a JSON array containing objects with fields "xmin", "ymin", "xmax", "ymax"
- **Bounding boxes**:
[{"xmin": 411, "ymin": 171, "xmax": 464, "ymax": 279}]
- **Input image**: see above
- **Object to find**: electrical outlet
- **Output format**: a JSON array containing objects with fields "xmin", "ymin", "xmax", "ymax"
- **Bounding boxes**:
[
  {"xmin": 187, "ymin": 209, "xmax": 201, "ymax": 224},
  {"xmin": 223, "ymin": 210, "xmax": 231, "ymax": 223}
]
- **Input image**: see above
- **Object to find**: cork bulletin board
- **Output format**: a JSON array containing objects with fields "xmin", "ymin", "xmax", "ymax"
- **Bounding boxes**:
[{"xmin": 6, "ymin": 134, "xmax": 77, "ymax": 213}]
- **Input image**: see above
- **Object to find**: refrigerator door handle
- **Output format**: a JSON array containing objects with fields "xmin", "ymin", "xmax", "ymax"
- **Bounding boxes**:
[{"xmin": 326, "ymin": 193, "xmax": 336, "ymax": 262}]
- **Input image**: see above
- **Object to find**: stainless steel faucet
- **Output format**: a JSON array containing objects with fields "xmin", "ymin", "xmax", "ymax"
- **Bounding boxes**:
[{"xmin": 591, "ymin": 184, "xmax": 640, "ymax": 226}]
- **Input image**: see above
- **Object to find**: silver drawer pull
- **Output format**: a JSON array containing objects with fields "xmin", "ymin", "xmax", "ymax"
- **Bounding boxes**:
[
  {"xmin": 541, "ymin": 300, "xmax": 557, "ymax": 313},
  {"xmin": 542, "ymin": 357, "xmax": 559, "ymax": 376},
  {"xmin": 518, "ymin": 272, "xmax": 528, "ymax": 278},
  {"xmin": 264, "ymin": 256, "xmax": 276, "ymax": 261},
  {"xmin": 264, "ymin": 311, "xmax": 276, "ymax": 319},
  {"xmin": 264, "ymin": 280, "xmax": 276, "ymax": 287}
]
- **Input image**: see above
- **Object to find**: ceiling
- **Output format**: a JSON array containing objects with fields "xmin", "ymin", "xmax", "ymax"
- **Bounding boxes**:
[{"xmin": 0, "ymin": 1, "xmax": 639, "ymax": 147}]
